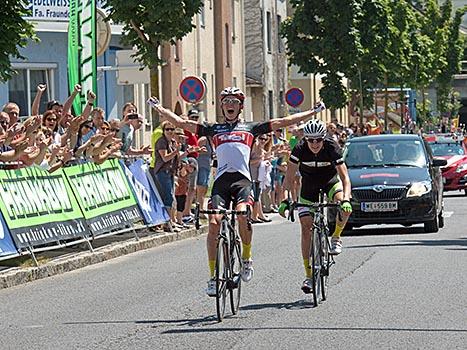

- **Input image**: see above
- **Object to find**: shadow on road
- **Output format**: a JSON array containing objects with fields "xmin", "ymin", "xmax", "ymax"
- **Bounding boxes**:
[
  {"xmin": 63, "ymin": 315, "xmax": 218, "ymax": 328},
  {"xmin": 161, "ymin": 325, "xmax": 467, "ymax": 335},
  {"xmin": 240, "ymin": 299, "xmax": 314, "ymax": 311},
  {"xmin": 348, "ymin": 237, "xmax": 467, "ymax": 250},
  {"xmin": 344, "ymin": 226, "xmax": 426, "ymax": 237}
]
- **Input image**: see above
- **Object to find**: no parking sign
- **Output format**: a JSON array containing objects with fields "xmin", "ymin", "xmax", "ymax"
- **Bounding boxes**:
[
  {"xmin": 179, "ymin": 76, "xmax": 207, "ymax": 103},
  {"xmin": 285, "ymin": 88, "xmax": 304, "ymax": 108}
]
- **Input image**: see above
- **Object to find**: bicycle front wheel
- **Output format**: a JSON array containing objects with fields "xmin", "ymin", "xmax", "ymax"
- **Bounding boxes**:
[
  {"xmin": 216, "ymin": 237, "xmax": 228, "ymax": 322},
  {"xmin": 311, "ymin": 228, "xmax": 322, "ymax": 307},
  {"xmin": 320, "ymin": 233, "xmax": 330, "ymax": 301},
  {"xmin": 229, "ymin": 238, "xmax": 242, "ymax": 315}
]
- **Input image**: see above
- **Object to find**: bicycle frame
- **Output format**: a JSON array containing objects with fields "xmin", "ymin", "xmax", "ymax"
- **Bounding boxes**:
[
  {"xmin": 289, "ymin": 197, "xmax": 339, "ymax": 306},
  {"xmin": 194, "ymin": 204, "xmax": 248, "ymax": 320}
]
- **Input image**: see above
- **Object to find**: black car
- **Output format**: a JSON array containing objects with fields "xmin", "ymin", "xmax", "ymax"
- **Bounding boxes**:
[{"xmin": 343, "ymin": 134, "xmax": 447, "ymax": 233}]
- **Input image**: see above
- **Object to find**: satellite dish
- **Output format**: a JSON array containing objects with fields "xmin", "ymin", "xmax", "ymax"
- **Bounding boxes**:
[{"xmin": 96, "ymin": 8, "xmax": 111, "ymax": 57}]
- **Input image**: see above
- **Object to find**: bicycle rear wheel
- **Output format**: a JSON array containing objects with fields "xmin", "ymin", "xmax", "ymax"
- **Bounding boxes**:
[
  {"xmin": 216, "ymin": 237, "xmax": 228, "ymax": 321},
  {"xmin": 311, "ymin": 228, "xmax": 322, "ymax": 307},
  {"xmin": 229, "ymin": 238, "xmax": 242, "ymax": 315}
]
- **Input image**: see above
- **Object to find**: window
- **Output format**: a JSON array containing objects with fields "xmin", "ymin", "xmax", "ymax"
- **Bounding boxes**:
[
  {"xmin": 174, "ymin": 41, "xmax": 180, "ymax": 61},
  {"xmin": 231, "ymin": 0, "xmax": 236, "ymax": 42},
  {"xmin": 202, "ymin": 73, "xmax": 208, "ymax": 120},
  {"xmin": 225, "ymin": 24, "xmax": 230, "ymax": 67},
  {"xmin": 268, "ymin": 90, "xmax": 273, "ymax": 119},
  {"xmin": 266, "ymin": 11, "xmax": 272, "ymax": 53},
  {"xmin": 277, "ymin": 15, "xmax": 283, "ymax": 53},
  {"xmin": 8, "ymin": 64, "xmax": 56, "ymax": 117},
  {"xmin": 233, "ymin": 76, "xmax": 237, "ymax": 88},
  {"xmin": 199, "ymin": 0, "xmax": 206, "ymax": 27}
]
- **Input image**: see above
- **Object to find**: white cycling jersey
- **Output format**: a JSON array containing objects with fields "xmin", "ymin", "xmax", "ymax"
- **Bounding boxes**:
[{"xmin": 197, "ymin": 121, "xmax": 272, "ymax": 181}]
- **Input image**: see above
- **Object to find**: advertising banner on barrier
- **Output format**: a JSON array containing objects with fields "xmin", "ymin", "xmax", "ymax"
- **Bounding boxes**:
[
  {"xmin": 0, "ymin": 167, "xmax": 90, "ymax": 249},
  {"xmin": 0, "ymin": 212, "xmax": 18, "ymax": 258},
  {"xmin": 123, "ymin": 159, "xmax": 170, "ymax": 225},
  {"xmin": 63, "ymin": 159, "xmax": 142, "ymax": 235}
]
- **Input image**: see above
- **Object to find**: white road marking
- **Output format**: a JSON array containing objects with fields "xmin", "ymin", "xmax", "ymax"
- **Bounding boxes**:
[{"xmin": 443, "ymin": 211, "xmax": 453, "ymax": 218}]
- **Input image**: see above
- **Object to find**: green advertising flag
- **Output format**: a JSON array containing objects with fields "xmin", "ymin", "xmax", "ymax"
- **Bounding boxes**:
[{"xmin": 68, "ymin": 0, "xmax": 98, "ymax": 115}]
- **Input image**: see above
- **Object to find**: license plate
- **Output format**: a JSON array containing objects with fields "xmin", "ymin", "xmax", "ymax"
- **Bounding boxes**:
[{"xmin": 361, "ymin": 201, "xmax": 398, "ymax": 212}]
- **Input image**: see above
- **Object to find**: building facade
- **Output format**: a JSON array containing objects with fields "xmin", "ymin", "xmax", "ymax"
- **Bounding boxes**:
[{"xmin": 244, "ymin": 0, "xmax": 288, "ymax": 122}]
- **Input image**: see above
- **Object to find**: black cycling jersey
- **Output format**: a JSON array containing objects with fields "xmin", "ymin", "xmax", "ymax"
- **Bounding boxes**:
[{"xmin": 289, "ymin": 137, "xmax": 344, "ymax": 188}]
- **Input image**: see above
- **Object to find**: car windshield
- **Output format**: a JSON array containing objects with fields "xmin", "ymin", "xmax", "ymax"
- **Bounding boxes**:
[
  {"xmin": 344, "ymin": 139, "xmax": 427, "ymax": 168},
  {"xmin": 428, "ymin": 142, "xmax": 465, "ymax": 156}
]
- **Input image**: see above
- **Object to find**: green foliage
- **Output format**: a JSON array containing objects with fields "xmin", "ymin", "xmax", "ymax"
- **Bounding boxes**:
[
  {"xmin": 282, "ymin": 0, "xmax": 362, "ymax": 110},
  {"xmin": 0, "ymin": 0, "xmax": 37, "ymax": 82},
  {"xmin": 104, "ymin": 0, "xmax": 203, "ymax": 68}
]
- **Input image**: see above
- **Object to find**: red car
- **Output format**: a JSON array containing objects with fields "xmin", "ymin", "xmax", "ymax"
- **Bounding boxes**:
[{"xmin": 425, "ymin": 134, "xmax": 467, "ymax": 195}]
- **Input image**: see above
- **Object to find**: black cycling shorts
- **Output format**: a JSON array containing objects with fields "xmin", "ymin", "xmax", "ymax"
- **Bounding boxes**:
[
  {"xmin": 299, "ymin": 175, "xmax": 343, "ymax": 218},
  {"xmin": 209, "ymin": 172, "xmax": 253, "ymax": 209}
]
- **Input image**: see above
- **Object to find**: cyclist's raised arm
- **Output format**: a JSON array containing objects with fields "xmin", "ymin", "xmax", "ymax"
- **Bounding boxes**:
[
  {"xmin": 150, "ymin": 102, "xmax": 199, "ymax": 134},
  {"xmin": 269, "ymin": 101, "xmax": 326, "ymax": 131},
  {"xmin": 336, "ymin": 163, "xmax": 351, "ymax": 202}
]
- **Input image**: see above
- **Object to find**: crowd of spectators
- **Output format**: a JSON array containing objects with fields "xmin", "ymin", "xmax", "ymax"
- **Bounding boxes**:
[
  {"xmin": 0, "ymin": 83, "xmax": 152, "ymax": 173},
  {"xmin": 4, "ymin": 85, "xmax": 465, "ymax": 233}
]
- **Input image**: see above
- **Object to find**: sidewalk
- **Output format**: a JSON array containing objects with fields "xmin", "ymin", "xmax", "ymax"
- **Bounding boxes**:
[{"xmin": 0, "ymin": 224, "xmax": 208, "ymax": 290}]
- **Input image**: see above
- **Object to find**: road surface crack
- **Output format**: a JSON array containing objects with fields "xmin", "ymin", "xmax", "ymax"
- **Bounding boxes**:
[{"xmin": 332, "ymin": 251, "xmax": 376, "ymax": 287}]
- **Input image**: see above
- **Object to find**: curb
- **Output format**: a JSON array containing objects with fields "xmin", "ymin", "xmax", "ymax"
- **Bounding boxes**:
[{"xmin": 0, "ymin": 225, "xmax": 208, "ymax": 290}]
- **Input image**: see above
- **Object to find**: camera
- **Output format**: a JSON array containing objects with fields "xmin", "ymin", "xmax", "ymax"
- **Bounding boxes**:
[{"xmin": 127, "ymin": 113, "xmax": 139, "ymax": 120}]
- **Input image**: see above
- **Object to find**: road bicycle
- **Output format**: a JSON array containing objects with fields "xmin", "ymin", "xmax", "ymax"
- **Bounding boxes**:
[
  {"xmin": 195, "ymin": 204, "xmax": 248, "ymax": 321},
  {"xmin": 289, "ymin": 197, "xmax": 340, "ymax": 307}
]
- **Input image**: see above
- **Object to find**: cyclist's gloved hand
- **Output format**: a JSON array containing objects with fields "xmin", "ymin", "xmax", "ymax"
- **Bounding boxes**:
[
  {"xmin": 340, "ymin": 200, "xmax": 353, "ymax": 213},
  {"xmin": 278, "ymin": 200, "xmax": 290, "ymax": 218}
]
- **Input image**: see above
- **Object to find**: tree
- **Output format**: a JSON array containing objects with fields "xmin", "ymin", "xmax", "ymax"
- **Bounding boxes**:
[
  {"xmin": 104, "ymin": 0, "xmax": 203, "ymax": 94},
  {"xmin": 435, "ymin": 5, "xmax": 467, "ymax": 115},
  {"xmin": 0, "ymin": 0, "xmax": 37, "ymax": 82},
  {"xmin": 281, "ymin": 0, "xmax": 362, "ymax": 117}
]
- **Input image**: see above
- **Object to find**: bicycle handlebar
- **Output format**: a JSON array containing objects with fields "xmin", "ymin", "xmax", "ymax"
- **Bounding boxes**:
[
  {"xmin": 288, "ymin": 201, "xmax": 341, "ymax": 223},
  {"xmin": 194, "ymin": 203, "xmax": 249, "ymax": 230}
]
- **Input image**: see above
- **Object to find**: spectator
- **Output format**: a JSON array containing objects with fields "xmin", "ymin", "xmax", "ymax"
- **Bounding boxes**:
[
  {"xmin": 181, "ymin": 109, "xmax": 201, "ymax": 223},
  {"xmin": 2, "ymin": 102, "xmax": 20, "ymax": 126},
  {"xmin": 326, "ymin": 122, "xmax": 338, "ymax": 142},
  {"xmin": 365, "ymin": 114, "xmax": 383, "ymax": 135},
  {"xmin": 196, "ymin": 136, "xmax": 213, "ymax": 213}
]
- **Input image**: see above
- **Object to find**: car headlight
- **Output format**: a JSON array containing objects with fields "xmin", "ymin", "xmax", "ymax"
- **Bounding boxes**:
[
  {"xmin": 406, "ymin": 181, "xmax": 432, "ymax": 197},
  {"xmin": 456, "ymin": 163, "xmax": 467, "ymax": 173}
]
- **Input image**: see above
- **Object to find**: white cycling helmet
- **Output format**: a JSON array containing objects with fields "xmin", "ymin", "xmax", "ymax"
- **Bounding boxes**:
[{"xmin": 303, "ymin": 119, "xmax": 327, "ymax": 138}]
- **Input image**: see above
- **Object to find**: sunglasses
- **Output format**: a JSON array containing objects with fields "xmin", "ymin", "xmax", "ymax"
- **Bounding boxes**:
[
  {"xmin": 46, "ymin": 118, "xmax": 57, "ymax": 122},
  {"xmin": 222, "ymin": 97, "xmax": 241, "ymax": 105},
  {"xmin": 0, "ymin": 120, "xmax": 8, "ymax": 125},
  {"xmin": 111, "ymin": 128, "xmax": 120, "ymax": 132},
  {"xmin": 164, "ymin": 128, "xmax": 175, "ymax": 131},
  {"xmin": 259, "ymin": 137, "xmax": 268, "ymax": 141},
  {"xmin": 306, "ymin": 137, "xmax": 324, "ymax": 143}
]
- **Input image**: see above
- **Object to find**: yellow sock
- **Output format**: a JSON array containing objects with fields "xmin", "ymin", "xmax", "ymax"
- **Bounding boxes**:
[
  {"xmin": 303, "ymin": 258, "xmax": 312, "ymax": 278},
  {"xmin": 332, "ymin": 223, "xmax": 345, "ymax": 238},
  {"xmin": 208, "ymin": 260, "xmax": 216, "ymax": 278},
  {"xmin": 242, "ymin": 243, "xmax": 252, "ymax": 260}
]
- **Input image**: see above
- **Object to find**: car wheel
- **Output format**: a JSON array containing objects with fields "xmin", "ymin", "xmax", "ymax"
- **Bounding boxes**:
[
  {"xmin": 424, "ymin": 214, "xmax": 439, "ymax": 233},
  {"xmin": 438, "ymin": 211, "xmax": 444, "ymax": 228}
]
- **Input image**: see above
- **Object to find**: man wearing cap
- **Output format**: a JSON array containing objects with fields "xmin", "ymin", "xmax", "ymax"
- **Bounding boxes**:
[{"xmin": 182, "ymin": 109, "xmax": 201, "ymax": 223}]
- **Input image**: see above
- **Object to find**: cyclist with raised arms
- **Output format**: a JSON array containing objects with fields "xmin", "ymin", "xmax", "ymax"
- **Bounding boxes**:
[
  {"xmin": 279, "ymin": 119, "xmax": 352, "ymax": 294},
  {"xmin": 149, "ymin": 88, "xmax": 325, "ymax": 296}
]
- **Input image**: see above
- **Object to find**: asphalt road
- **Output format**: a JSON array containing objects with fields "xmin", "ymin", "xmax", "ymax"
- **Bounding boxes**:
[{"xmin": 0, "ymin": 193, "xmax": 466, "ymax": 349}]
